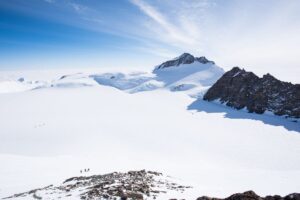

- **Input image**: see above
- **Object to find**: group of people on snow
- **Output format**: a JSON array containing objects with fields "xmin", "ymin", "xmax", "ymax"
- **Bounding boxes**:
[{"xmin": 80, "ymin": 168, "xmax": 90, "ymax": 173}]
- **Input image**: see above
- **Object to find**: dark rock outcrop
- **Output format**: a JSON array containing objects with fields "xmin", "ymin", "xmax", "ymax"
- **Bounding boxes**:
[
  {"xmin": 197, "ymin": 191, "xmax": 300, "ymax": 200},
  {"xmin": 155, "ymin": 53, "xmax": 215, "ymax": 70},
  {"xmin": 4, "ymin": 170, "xmax": 191, "ymax": 200},
  {"xmin": 203, "ymin": 67, "xmax": 300, "ymax": 118}
]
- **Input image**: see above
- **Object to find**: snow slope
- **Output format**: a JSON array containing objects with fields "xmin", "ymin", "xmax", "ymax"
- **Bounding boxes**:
[
  {"xmin": 0, "ymin": 57, "xmax": 299, "ymax": 199},
  {"xmin": 0, "ymin": 77, "xmax": 299, "ymax": 199},
  {"xmin": 90, "ymin": 60, "xmax": 224, "ymax": 96}
]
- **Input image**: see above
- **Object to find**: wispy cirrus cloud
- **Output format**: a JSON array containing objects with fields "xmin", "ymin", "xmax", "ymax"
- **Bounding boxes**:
[
  {"xmin": 43, "ymin": 0, "xmax": 89, "ymax": 14},
  {"xmin": 126, "ymin": 0, "xmax": 222, "ymax": 59},
  {"xmin": 39, "ymin": 0, "xmax": 209, "ymax": 58},
  {"xmin": 44, "ymin": 0, "xmax": 55, "ymax": 3},
  {"xmin": 69, "ymin": 2, "xmax": 88, "ymax": 13},
  {"xmin": 2, "ymin": 0, "xmax": 300, "ymax": 81},
  {"xmin": 129, "ymin": 0, "xmax": 206, "ymax": 53}
]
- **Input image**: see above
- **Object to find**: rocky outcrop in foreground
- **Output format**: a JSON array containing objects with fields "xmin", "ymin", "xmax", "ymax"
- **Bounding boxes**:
[
  {"xmin": 203, "ymin": 67, "xmax": 300, "ymax": 118},
  {"xmin": 197, "ymin": 190, "xmax": 300, "ymax": 200},
  {"xmin": 3, "ymin": 171, "xmax": 300, "ymax": 200},
  {"xmin": 3, "ymin": 170, "xmax": 191, "ymax": 200}
]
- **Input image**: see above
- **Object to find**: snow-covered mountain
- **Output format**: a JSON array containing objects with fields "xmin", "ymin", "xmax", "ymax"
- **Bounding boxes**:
[
  {"xmin": 153, "ymin": 53, "xmax": 223, "ymax": 97},
  {"xmin": 90, "ymin": 53, "xmax": 224, "ymax": 96},
  {"xmin": 0, "ymin": 53, "xmax": 224, "ymax": 98},
  {"xmin": 0, "ymin": 78, "xmax": 45, "ymax": 93}
]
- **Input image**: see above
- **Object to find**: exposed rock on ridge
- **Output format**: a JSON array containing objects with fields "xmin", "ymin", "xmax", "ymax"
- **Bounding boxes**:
[
  {"xmin": 155, "ymin": 53, "xmax": 215, "ymax": 70},
  {"xmin": 203, "ymin": 67, "xmax": 300, "ymax": 118},
  {"xmin": 197, "ymin": 190, "xmax": 300, "ymax": 200}
]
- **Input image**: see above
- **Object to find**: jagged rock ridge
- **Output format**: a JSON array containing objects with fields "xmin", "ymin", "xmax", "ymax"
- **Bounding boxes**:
[
  {"xmin": 197, "ymin": 190, "xmax": 300, "ymax": 200},
  {"xmin": 203, "ymin": 67, "xmax": 300, "ymax": 118},
  {"xmin": 155, "ymin": 53, "xmax": 215, "ymax": 70}
]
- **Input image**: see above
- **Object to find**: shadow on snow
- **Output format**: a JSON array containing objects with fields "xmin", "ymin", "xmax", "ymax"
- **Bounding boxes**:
[{"xmin": 188, "ymin": 99, "xmax": 300, "ymax": 133}]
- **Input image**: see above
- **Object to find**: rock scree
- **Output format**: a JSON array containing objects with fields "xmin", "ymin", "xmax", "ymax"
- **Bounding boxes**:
[{"xmin": 3, "ymin": 170, "xmax": 192, "ymax": 200}]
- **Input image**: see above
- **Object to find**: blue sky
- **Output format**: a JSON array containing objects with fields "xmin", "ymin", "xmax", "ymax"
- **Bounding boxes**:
[{"xmin": 0, "ymin": 0, "xmax": 299, "ymax": 82}]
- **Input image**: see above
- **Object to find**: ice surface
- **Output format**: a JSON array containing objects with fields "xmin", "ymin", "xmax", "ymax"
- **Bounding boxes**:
[{"xmin": 0, "ymin": 65, "xmax": 299, "ymax": 199}]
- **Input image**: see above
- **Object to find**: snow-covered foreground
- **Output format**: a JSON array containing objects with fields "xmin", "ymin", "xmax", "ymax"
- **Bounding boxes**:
[{"xmin": 0, "ymin": 82, "xmax": 299, "ymax": 198}]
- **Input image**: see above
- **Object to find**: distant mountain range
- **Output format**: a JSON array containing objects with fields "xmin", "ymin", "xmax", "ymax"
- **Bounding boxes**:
[{"xmin": 0, "ymin": 53, "xmax": 298, "ymax": 120}]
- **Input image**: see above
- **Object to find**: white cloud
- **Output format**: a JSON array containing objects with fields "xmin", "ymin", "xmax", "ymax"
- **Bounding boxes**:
[
  {"xmin": 127, "ymin": 0, "xmax": 300, "ymax": 82},
  {"xmin": 10, "ymin": 0, "xmax": 300, "ymax": 82},
  {"xmin": 129, "ymin": 0, "xmax": 210, "ymax": 54},
  {"xmin": 44, "ymin": 0, "xmax": 55, "ymax": 3},
  {"xmin": 69, "ymin": 2, "xmax": 88, "ymax": 13}
]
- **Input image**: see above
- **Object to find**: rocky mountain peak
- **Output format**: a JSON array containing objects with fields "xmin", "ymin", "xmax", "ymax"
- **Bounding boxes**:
[
  {"xmin": 230, "ymin": 66, "xmax": 244, "ymax": 74},
  {"xmin": 262, "ymin": 73, "xmax": 277, "ymax": 81},
  {"xmin": 178, "ymin": 52, "xmax": 194, "ymax": 59},
  {"xmin": 155, "ymin": 53, "xmax": 215, "ymax": 70},
  {"xmin": 196, "ymin": 56, "xmax": 214, "ymax": 64},
  {"xmin": 204, "ymin": 67, "xmax": 300, "ymax": 118}
]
